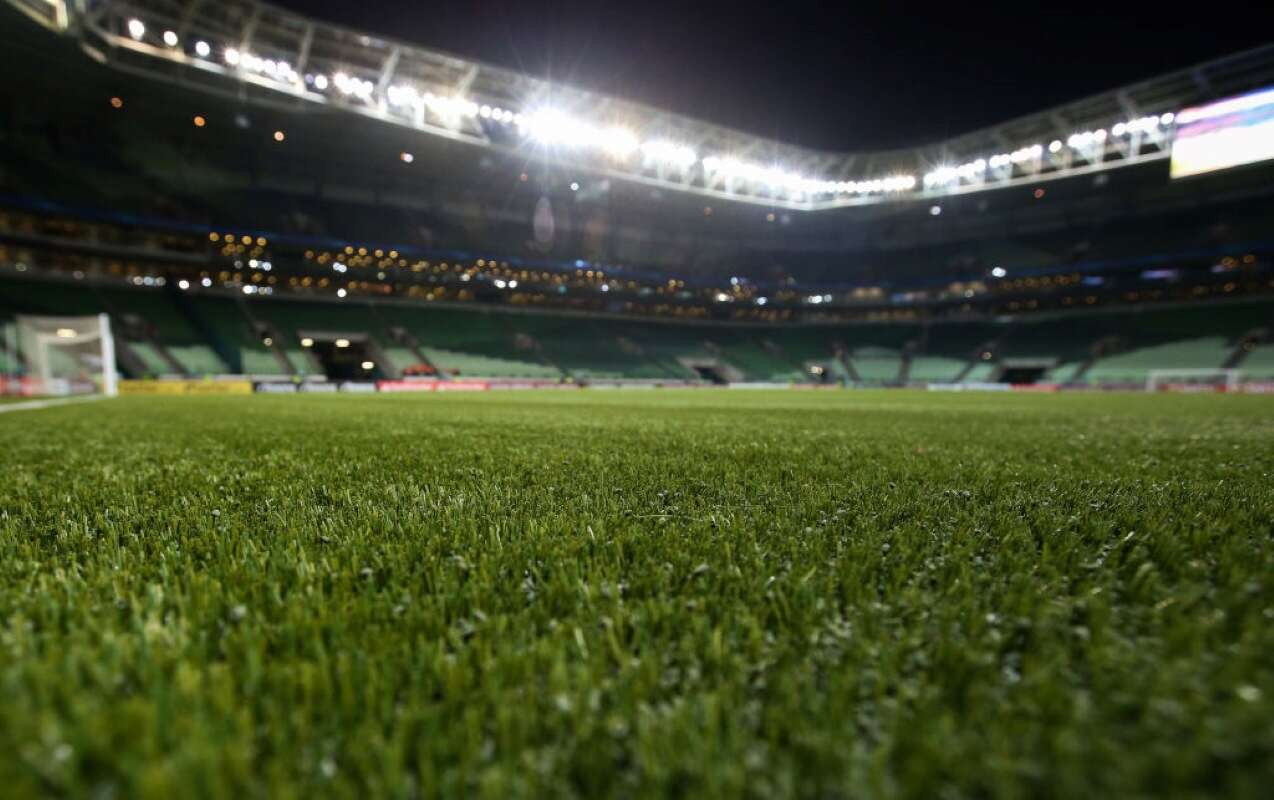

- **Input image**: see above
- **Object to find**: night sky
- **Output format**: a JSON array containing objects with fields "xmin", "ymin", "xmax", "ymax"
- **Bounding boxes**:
[{"xmin": 275, "ymin": 0, "xmax": 1270, "ymax": 151}]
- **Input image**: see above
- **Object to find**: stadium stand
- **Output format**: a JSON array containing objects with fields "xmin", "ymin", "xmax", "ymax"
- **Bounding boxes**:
[
  {"xmin": 1240, "ymin": 341, "xmax": 1274, "ymax": 379},
  {"xmin": 1084, "ymin": 338, "xmax": 1233, "ymax": 385},
  {"xmin": 1, "ymin": 1, "xmax": 1273, "ymax": 393},
  {"xmin": 907, "ymin": 356, "xmax": 968, "ymax": 384},
  {"xmin": 5, "ymin": 266, "xmax": 1274, "ymax": 389}
]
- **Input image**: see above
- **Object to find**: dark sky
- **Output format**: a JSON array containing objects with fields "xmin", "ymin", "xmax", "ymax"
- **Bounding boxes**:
[{"xmin": 275, "ymin": 0, "xmax": 1271, "ymax": 151}]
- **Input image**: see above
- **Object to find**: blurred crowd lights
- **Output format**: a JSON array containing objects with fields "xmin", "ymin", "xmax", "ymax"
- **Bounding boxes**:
[{"xmin": 122, "ymin": 16, "xmax": 1185, "ymax": 206}]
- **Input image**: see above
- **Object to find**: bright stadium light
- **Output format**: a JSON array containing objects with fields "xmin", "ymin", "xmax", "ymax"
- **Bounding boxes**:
[
  {"xmin": 524, "ymin": 108, "xmax": 593, "ymax": 147},
  {"xmin": 400, "ymin": 152, "xmax": 414, "ymax": 163},
  {"xmin": 601, "ymin": 127, "xmax": 639, "ymax": 158},
  {"xmin": 201, "ymin": 277, "xmax": 212, "ymax": 287},
  {"xmin": 361, "ymin": 361, "xmax": 374, "ymax": 370},
  {"xmin": 333, "ymin": 72, "xmax": 374, "ymax": 100},
  {"xmin": 335, "ymin": 338, "xmax": 350, "ymax": 348},
  {"xmin": 313, "ymin": 74, "xmax": 329, "ymax": 91},
  {"xmin": 178, "ymin": 279, "xmax": 190, "ymax": 290},
  {"xmin": 194, "ymin": 40, "xmax": 211, "ymax": 58},
  {"xmin": 224, "ymin": 47, "xmax": 241, "ymax": 65},
  {"xmin": 640, "ymin": 139, "xmax": 698, "ymax": 168},
  {"xmin": 991, "ymin": 266, "xmax": 1007, "ymax": 278},
  {"xmin": 336, "ymin": 289, "xmax": 347, "ymax": 298},
  {"xmin": 127, "ymin": 19, "xmax": 145, "ymax": 41},
  {"xmin": 163, "ymin": 30, "xmax": 179, "ymax": 47}
]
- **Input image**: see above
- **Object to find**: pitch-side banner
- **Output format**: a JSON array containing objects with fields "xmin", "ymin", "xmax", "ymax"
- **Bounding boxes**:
[
  {"xmin": 377, "ymin": 380, "xmax": 492, "ymax": 392},
  {"xmin": 120, "ymin": 379, "xmax": 253, "ymax": 395}
]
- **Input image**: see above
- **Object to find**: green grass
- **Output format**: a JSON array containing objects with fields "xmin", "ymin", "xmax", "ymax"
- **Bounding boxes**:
[{"xmin": 1, "ymin": 390, "xmax": 1272, "ymax": 798}]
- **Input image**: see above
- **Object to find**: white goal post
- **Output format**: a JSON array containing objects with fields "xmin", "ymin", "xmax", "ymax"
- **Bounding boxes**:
[
  {"xmin": 1145, "ymin": 368, "xmax": 1240, "ymax": 393},
  {"xmin": 6, "ymin": 314, "xmax": 118, "ymax": 397}
]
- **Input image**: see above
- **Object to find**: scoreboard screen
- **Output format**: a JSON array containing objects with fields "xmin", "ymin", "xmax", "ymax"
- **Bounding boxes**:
[{"xmin": 1171, "ymin": 87, "xmax": 1274, "ymax": 178}]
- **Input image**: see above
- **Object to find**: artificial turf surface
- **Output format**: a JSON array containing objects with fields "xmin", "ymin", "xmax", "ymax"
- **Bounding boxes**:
[{"xmin": 1, "ymin": 389, "xmax": 1272, "ymax": 798}]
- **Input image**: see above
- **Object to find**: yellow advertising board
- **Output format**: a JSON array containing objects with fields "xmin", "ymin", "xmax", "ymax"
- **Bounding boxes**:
[{"xmin": 119, "ymin": 380, "xmax": 253, "ymax": 395}]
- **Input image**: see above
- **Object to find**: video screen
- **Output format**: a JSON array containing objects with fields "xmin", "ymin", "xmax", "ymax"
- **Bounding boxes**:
[{"xmin": 1171, "ymin": 86, "xmax": 1274, "ymax": 178}]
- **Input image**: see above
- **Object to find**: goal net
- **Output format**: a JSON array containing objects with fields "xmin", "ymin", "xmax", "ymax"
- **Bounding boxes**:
[
  {"xmin": 1145, "ymin": 368, "xmax": 1240, "ymax": 393},
  {"xmin": 1, "ymin": 314, "xmax": 118, "ymax": 397}
]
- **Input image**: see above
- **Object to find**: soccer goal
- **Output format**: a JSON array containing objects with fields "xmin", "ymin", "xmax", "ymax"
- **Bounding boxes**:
[
  {"xmin": 4, "ymin": 314, "xmax": 118, "ymax": 397},
  {"xmin": 1145, "ymin": 368, "xmax": 1240, "ymax": 393}
]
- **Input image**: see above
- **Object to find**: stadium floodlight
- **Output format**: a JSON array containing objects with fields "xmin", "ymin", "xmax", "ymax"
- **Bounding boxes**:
[
  {"xmin": 15, "ymin": 314, "xmax": 118, "ymax": 397},
  {"xmin": 1009, "ymin": 144, "xmax": 1043, "ymax": 163},
  {"xmin": 524, "ymin": 108, "xmax": 591, "ymax": 147},
  {"xmin": 991, "ymin": 266, "xmax": 1007, "ymax": 277},
  {"xmin": 386, "ymin": 84, "xmax": 419, "ymax": 108},
  {"xmin": 333, "ymin": 72, "xmax": 374, "ymax": 100},
  {"xmin": 600, "ymin": 127, "xmax": 639, "ymax": 158},
  {"xmin": 80, "ymin": 0, "xmax": 1219, "ymax": 212},
  {"xmin": 1067, "ymin": 129, "xmax": 1108, "ymax": 148},
  {"xmin": 336, "ymin": 289, "xmax": 347, "ymax": 298},
  {"xmin": 637, "ymin": 138, "xmax": 698, "ymax": 168}
]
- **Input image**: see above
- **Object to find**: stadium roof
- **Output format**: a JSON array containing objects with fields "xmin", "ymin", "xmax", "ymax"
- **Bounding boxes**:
[{"xmin": 12, "ymin": 0, "xmax": 1274, "ymax": 210}]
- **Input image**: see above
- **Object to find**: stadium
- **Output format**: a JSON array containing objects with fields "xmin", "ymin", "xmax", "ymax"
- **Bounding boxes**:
[{"xmin": 1, "ymin": 0, "xmax": 1272, "ymax": 795}]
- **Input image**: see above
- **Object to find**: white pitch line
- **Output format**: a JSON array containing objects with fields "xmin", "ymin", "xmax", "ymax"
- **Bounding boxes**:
[{"xmin": 0, "ymin": 395, "xmax": 107, "ymax": 415}]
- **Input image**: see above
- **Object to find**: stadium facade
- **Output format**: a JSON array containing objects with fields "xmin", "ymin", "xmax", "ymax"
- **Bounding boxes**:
[{"xmin": 2, "ymin": 0, "xmax": 1274, "ymax": 393}]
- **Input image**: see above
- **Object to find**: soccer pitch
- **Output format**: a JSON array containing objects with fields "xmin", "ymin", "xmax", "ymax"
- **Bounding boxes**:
[{"xmin": 1, "ymin": 390, "xmax": 1272, "ymax": 797}]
